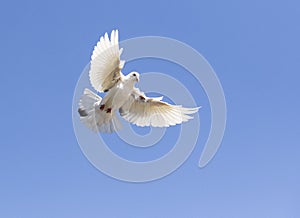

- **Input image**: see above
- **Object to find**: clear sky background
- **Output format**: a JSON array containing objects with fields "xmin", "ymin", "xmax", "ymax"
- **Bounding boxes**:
[{"xmin": 1, "ymin": 0, "xmax": 299, "ymax": 217}]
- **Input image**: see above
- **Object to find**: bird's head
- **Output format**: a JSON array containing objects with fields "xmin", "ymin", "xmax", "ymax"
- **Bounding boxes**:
[{"xmin": 129, "ymin": 71, "xmax": 140, "ymax": 82}]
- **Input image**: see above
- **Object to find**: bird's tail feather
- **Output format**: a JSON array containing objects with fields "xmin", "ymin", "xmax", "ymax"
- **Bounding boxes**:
[{"xmin": 78, "ymin": 88, "xmax": 122, "ymax": 133}]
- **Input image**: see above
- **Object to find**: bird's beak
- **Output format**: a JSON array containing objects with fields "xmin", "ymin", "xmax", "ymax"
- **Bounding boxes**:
[{"xmin": 136, "ymin": 76, "xmax": 139, "ymax": 82}]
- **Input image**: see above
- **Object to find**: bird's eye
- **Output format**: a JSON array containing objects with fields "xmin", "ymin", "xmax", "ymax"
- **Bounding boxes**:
[{"xmin": 133, "ymin": 73, "xmax": 136, "ymax": 77}]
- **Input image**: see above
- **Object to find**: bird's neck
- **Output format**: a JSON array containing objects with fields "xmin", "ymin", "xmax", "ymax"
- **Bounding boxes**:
[{"xmin": 123, "ymin": 78, "xmax": 135, "ymax": 90}]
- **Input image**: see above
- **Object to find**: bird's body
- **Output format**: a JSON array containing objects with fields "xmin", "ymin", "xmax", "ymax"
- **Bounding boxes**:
[
  {"xmin": 101, "ymin": 73, "xmax": 137, "ymax": 112},
  {"xmin": 78, "ymin": 30, "xmax": 200, "ymax": 133}
]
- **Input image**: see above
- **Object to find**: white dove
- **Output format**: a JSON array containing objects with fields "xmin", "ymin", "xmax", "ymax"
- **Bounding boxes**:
[{"xmin": 78, "ymin": 30, "xmax": 200, "ymax": 133}]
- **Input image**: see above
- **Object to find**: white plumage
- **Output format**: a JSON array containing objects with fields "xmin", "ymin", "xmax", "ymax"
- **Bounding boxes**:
[{"xmin": 78, "ymin": 30, "xmax": 200, "ymax": 133}]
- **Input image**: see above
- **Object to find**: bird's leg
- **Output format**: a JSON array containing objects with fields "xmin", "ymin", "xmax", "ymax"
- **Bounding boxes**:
[{"xmin": 99, "ymin": 104, "xmax": 105, "ymax": 110}]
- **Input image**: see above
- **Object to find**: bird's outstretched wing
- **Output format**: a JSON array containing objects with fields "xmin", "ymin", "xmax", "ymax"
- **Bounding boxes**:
[
  {"xmin": 119, "ymin": 88, "xmax": 200, "ymax": 127},
  {"xmin": 89, "ymin": 29, "xmax": 125, "ymax": 92}
]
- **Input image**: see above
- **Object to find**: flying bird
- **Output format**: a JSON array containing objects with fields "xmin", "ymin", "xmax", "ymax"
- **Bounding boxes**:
[{"xmin": 78, "ymin": 30, "xmax": 200, "ymax": 133}]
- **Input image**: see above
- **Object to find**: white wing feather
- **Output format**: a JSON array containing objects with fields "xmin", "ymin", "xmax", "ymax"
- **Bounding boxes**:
[
  {"xmin": 89, "ymin": 30, "xmax": 125, "ymax": 92},
  {"xmin": 120, "ymin": 88, "xmax": 200, "ymax": 127}
]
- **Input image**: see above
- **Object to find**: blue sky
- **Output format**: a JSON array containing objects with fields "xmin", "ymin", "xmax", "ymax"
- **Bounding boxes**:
[{"xmin": 1, "ymin": 0, "xmax": 300, "ymax": 217}]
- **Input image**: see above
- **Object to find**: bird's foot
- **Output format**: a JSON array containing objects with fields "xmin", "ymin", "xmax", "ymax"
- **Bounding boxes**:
[
  {"xmin": 106, "ymin": 108, "xmax": 112, "ymax": 113},
  {"xmin": 99, "ymin": 104, "xmax": 105, "ymax": 110},
  {"xmin": 139, "ymin": 96, "xmax": 146, "ymax": 101}
]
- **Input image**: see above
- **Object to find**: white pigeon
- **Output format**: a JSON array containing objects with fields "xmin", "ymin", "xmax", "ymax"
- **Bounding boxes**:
[{"xmin": 78, "ymin": 30, "xmax": 200, "ymax": 133}]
